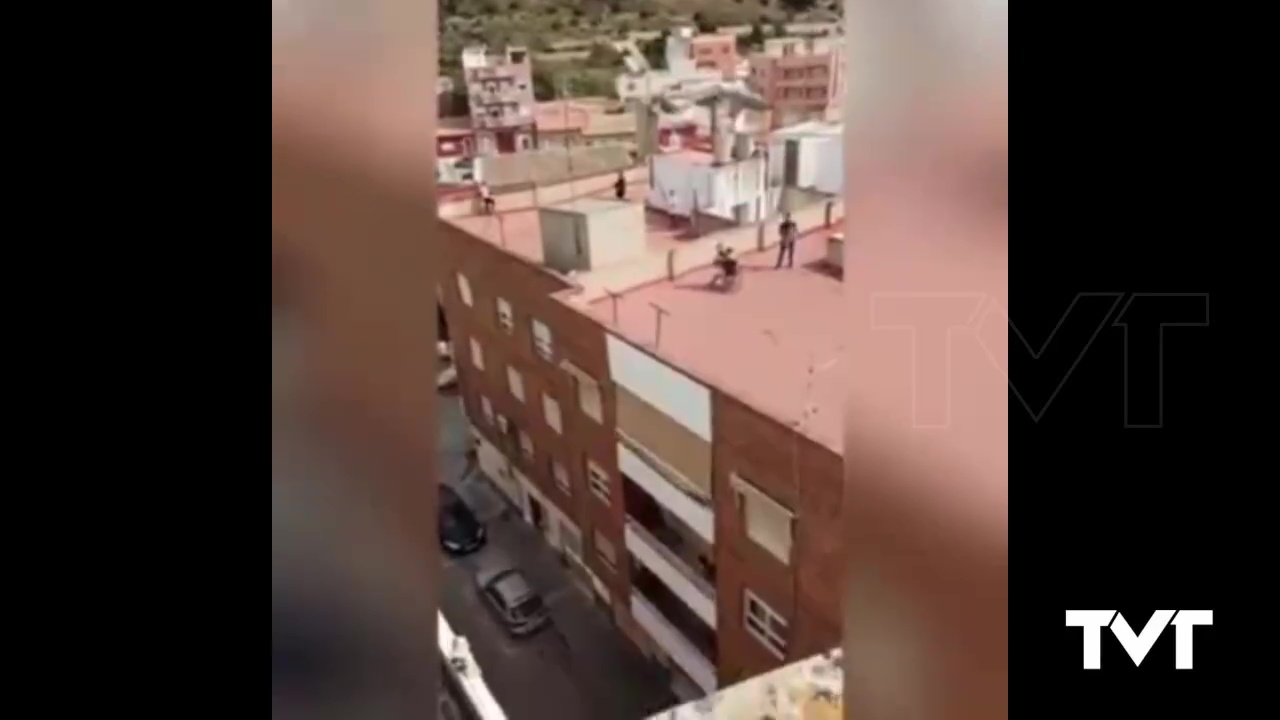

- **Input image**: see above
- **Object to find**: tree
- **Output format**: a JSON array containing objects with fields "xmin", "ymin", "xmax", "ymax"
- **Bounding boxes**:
[
  {"xmin": 745, "ymin": 22, "xmax": 766, "ymax": 50},
  {"xmin": 641, "ymin": 31, "xmax": 668, "ymax": 70},
  {"xmin": 585, "ymin": 42, "xmax": 624, "ymax": 68},
  {"xmin": 531, "ymin": 66, "xmax": 558, "ymax": 101},
  {"xmin": 692, "ymin": 12, "xmax": 716, "ymax": 34},
  {"xmin": 778, "ymin": 0, "xmax": 818, "ymax": 12}
]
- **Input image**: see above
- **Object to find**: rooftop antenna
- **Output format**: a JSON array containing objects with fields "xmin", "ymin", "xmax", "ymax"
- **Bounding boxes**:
[
  {"xmin": 603, "ymin": 289, "xmax": 622, "ymax": 326},
  {"xmin": 559, "ymin": 75, "xmax": 579, "ymax": 202},
  {"xmin": 648, "ymin": 302, "xmax": 670, "ymax": 348}
]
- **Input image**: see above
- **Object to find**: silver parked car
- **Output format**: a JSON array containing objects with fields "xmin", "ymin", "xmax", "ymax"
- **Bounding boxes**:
[{"xmin": 473, "ymin": 555, "xmax": 551, "ymax": 637}]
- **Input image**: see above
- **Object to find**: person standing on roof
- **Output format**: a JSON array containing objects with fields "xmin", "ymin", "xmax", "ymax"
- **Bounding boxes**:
[
  {"xmin": 775, "ymin": 212, "xmax": 798, "ymax": 269},
  {"xmin": 614, "ymin": 172, "xmax": 627, "ymax": 200},
  {"xmin": 479, "ymin": 182, "xmax": 495, "ymax": 215}
]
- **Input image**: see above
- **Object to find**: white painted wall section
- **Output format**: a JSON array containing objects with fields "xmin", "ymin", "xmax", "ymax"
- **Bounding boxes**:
[{"xmin": 606, "ymin": 334, "xmax": 712, "ymax": 442}]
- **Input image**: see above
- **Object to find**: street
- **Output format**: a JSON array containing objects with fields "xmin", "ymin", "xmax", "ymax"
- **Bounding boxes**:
[{"xmin": 436, "ymin": 394, "xmax": 677, "ymax": 720}]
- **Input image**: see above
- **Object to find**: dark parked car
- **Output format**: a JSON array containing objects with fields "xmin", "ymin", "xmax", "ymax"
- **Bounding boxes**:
[
  {"xmin": 473, "ymin": 555, "xmax": 551, "ymax": 637},
  {"xmin": 439, "ymin": 485, "xmax": 485, "ymax": 556}
]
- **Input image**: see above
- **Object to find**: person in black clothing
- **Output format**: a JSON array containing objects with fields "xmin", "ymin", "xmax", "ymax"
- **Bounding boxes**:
[
  {"xmin": 614, "ymin": 172, "xmax": 627, "ymax": 200},
  {"xmin": 776, "ymin": 212, "xmax": 798, "ymax": 269},
  {"xmin": 711, "ymin": 244, "xmax": 740, "ymax": 291}
]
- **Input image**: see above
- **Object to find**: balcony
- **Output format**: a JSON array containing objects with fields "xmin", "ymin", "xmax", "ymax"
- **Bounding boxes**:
[
  {"xmin": 624, "ymin": 516, "xmax": 716, "ymax": 628},
  {"xmin": 630, "ymin": 570, "xmax": 718, "ymax": 695},
  {"xmin": 617, "ymin": 438, "xmax": 714, "ymax": 544}
]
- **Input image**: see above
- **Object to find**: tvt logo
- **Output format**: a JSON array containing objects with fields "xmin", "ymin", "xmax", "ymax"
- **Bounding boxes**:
[{"xmin": 1066, "ymin": 610, "xmax": 1213, "ymax": 669}]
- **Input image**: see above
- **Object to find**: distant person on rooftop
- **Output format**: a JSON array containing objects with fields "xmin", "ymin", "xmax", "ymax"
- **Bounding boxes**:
[
  {"xmin": 776, "ymin": 212, "xmax": 798, "ymax": 269},
  {"xmin": 614, "ymin": 172, "xmax": 626, "ymax": 200},
  {"xmin": 479, "ymin": 182, "xmax": 495, "ymax": 215}
]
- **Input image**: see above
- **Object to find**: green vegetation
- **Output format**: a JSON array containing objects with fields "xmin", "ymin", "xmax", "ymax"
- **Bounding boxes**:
[{"xmin": 437, "ymin": 0, "xmax": 840, "ymax": 111}]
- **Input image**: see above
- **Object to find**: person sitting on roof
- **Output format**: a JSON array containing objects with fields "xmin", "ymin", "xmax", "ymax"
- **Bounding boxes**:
[{"xmin": 710, "ymin": 244, "xmax": 740, "ymax": 291}]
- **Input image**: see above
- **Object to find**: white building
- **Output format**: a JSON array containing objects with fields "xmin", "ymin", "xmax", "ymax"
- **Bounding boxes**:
[
  {"xmin": 766, "ymin": 121, "xmax": 843, "ymax": 196},
  {"xmin": 647, "ymin": 648, "xmax": 843, "ymax": 720},
  {"xmin": 616, "ymin": 27, "xmax": 725, "ymax": 103}
]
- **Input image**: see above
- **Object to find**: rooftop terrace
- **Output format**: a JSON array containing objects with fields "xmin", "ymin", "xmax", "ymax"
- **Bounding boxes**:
[
  {"xmin": 586, "ymin": 224, "xmax": 846, "ymax": 451},
  {"xmin": 444, "ymin": 189, "xmax": 707, "ymax": 269},
  {"xmin": 442, "ymin": 164, "xmax": 847, "ymax": 451}
]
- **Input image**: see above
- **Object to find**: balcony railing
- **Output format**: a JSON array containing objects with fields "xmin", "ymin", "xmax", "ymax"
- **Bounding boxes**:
[
  {"xmin": 616, "ymin": 429, "xmax": 710, "ymax": 505},
  {"xmin": 630, "ymin": 588, "xmax": 718, "ymax": 695},
  {"xmin": 625, "ymin": 518, "xmax": 717, "ymax": 628},
  {"xmin": 616, "ymin": 440, "xmax": 715, "ymax": 544}
]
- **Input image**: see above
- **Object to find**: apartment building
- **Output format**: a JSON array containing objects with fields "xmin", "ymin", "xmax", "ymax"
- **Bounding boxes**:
[
  {"xmin": 462, "ymin": 45, "xmax": 537, "ymax": 156},
  {"xmin": 747, "ymin": 37, "xmax": 846, "ymax": 129},
  {"xmin": 584, "ymin": 219, "xmax": 845, "ymax": 691},
  {"xmin": 616, "ymin": 27, "xmax": 724, "ymax": 103},
  {"xmin": 438, "ymin": 155, "xmax": 845, "ymax": 702},
  {"xmin": 437, "ymin": 169, "xmax": 656, "ymax": 617}
]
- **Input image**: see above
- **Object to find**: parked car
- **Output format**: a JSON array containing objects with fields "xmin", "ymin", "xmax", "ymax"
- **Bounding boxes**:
[
  {"xmin": 472, "ymin": 555, "xmax": 551, "ymax": 637},
  {"xmin": 439, "ymin": 485, "xmax": 485, "ymax": 556}
]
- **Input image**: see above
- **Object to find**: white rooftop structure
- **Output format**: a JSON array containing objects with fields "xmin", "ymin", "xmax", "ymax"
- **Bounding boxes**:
[
  {"xmin": 647, "ymin": 649, "xmax": 843, "ymax": 720},
  {"xmin": 439, "ymin": 612, "xmax": 507, "ymax": 720},
  {"xmin": 768, "ymin": 121, "xmax": 844, "ymax": 196}
]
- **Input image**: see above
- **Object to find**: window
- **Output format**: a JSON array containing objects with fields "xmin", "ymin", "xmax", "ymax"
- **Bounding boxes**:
[
  {"xmin": 456, "ymin": 273, "xmax": 473, "ymax": 306},
  {"xmin": 550, "ymin": 459, "xmax": 571, "ymax": 494},
  {"xmin": 561, "ymin": 520, "xmax": 583, "ymax": 562},
  {"xmin": 531, "ymin": 319, "xmax": 554, "ymax": 361},
  {"xmin": 594, "ymin": 530, "xmax": 617, "ymax": 571},
  {"xmin": 507, "ymin": 365, "xmax": 525, "ymax": 402},
  {"xmin": 518, "ymin": 429, "xmax": 535, "ymax": 462},
  {"xmin": 496, "ymin": 297, "xmax": 514, "ymax": 333},
  {"xmin": 577, "ymin": 376, "xmax": 603, "ymax": 423},
  {"xmin": 731, "ymin": 473, "xmax": 795, "ymax": 565},
  {"xmin": 469, "ymin": 337, "xmax": 485, "ymax": 370},
  {"xmin": 586, "ymin": 459, "xmax": 611, "ymax": 505},
  {"xmin": 480, "ymin": 395, "xmax": 495, "ymax": 425},
  {"xmin": 496, "ymin": 413, "xmax": 510, "ymax": 434},
  {"xmin": 744, "ymin": 589, "xmax": 788, "ymax": 659},
  {"xmin": 542, "ymin": 393, "xmax": 562, "ymax": 434}
]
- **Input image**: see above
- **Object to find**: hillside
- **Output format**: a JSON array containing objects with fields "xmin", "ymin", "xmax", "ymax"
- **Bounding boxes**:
[{"xmin": 439, "ymin": 0, "xmax": 842, "ymax": 104}]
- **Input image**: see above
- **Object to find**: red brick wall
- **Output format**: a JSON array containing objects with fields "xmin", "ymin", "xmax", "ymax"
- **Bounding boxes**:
[
  {"xmin": 711, "ymin": 392, "xmax": 843, "ymax": 682},
  {"xmin": 438, "ymin": 218, "xmax": 631, "ymax": 607}
]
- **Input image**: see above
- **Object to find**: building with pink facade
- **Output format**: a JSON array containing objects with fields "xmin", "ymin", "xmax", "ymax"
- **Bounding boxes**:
[
  {"xmin": 462, "ymin": 45, "xmax": 537, "ymax": 156},
  {"xmin": 747, "ymin": 37, "xmax": 845, "ymax": 129}
]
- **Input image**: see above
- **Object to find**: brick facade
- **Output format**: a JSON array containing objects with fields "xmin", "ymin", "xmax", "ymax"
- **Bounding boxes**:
[
  {"xmin": 440, "ymin": 212, "xmax": 842, "ymax": 692},
  {"xmin": 438, "ymin": 218, "xmax": 631, "ymax": 609},
  {"xmin": 712, "ymin": 392, "xmax": 843, "ymax": 683}
]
